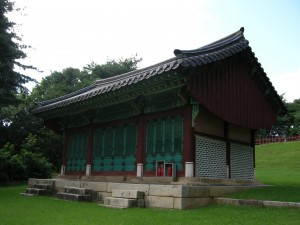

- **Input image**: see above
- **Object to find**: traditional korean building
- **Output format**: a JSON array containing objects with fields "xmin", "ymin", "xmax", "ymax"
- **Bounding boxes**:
[{"xmin": 32, "ymin": 28, "xmax": 285, "ymax": 181}]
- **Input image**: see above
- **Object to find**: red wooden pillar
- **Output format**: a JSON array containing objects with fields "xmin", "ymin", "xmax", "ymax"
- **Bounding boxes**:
[
  {"xmin": 251, "ymin": 129, "xmax": 256, "ymax": 169},
  {"xmin": 61, "ymin": 129, "xmax": 68, "ymax": 175},
  {"xmin": 86, "ymin": 126, "xmax": 94, "ymax": 175},
  {"xmin": 183, "ymin": 106, "xmax": 193, "ymax": 164},
  {"xmin": 136, "ymin": 116, "xmax": 145, "ymax": 164},
  {"xmin": 224, "ymin": 122, "xmax": 231, "ymax": 178}
]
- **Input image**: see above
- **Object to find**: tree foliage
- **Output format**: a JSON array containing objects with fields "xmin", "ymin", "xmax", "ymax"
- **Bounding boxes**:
[
  {"xmin": 84, "ymin": 56, "xmax": 142, "ymax": 80},
  {"xmin": 0, "ymin": 56, "xmax": 142, "ymax": 181},
  {"xmin": 30, "ymin": 56, "xmax": 142, "ymax": 102},
  {"xmin": 0, "ymin": 0, "xmax": 35, "ymax": 107},
  {"xmin": 0, "ymin": 142, "xmax": 53, "ymax": 183},
  {"xmin": 0, "ymin": 1, "xmax": 143, "ymax": 182},
  {"xmin": 256, "ymin": 98, "xmax": 300, "ymax": 139}
]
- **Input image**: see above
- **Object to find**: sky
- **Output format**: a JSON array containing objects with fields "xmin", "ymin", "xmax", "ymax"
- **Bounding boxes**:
[{"xmin": 9, "ymin": 0, "xmax": 300, "ymax": 102}]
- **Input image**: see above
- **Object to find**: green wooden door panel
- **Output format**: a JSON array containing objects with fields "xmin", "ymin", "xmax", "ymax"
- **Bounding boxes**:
[
  {"xmin": 145, "ymin": 115, "xmax": 183, "ymax": 172},
  {"xmin": 66, "ymin": 132, "xmax": 87, "ymax": 172}
]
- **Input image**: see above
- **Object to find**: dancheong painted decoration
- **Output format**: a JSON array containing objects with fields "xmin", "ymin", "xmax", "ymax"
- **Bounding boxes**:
[{"xmin": 32, "ymin": 28, "xmax": 285, "ymax": 180}]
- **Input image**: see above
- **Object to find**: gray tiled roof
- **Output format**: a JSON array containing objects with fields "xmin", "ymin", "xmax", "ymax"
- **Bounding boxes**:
[{"xmin": 32, "ymin": 27, "xmax": 283, "ymax": 115}]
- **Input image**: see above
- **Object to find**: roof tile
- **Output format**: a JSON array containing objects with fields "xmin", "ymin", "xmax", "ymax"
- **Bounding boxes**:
[{"xmin": 32, "ymin": 27, "xmax": 285, "ymax": 115}]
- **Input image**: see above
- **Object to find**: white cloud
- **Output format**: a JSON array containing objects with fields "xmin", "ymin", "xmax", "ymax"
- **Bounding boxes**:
[
  {"xmin": 16, "ymin": 0, "xmax": 300, "ymax": 106},
  {"xmin": 13, "ymin": 0, "xmax": 211, "ymax": 82},
  {"xmin": 271, "ymin": 68, "xmax": 300, "ymax": 102}
]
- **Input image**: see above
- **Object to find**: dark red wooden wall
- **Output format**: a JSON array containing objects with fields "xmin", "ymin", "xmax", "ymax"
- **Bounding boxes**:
[{"xmin": 188, "ymin": 57, "xmax": 277, "ymax": 129}]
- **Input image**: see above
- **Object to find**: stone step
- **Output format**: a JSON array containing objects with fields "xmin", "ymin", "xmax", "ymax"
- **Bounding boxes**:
[
  {"xmin": 104, "ymin": 197, "xmax": 144, "ymax": 208},
  {"xmin": 112, "ymin": 189, "xmax": 144, "ymax": 199},
  {"xmin": 25, "ymin": 188, "xmax": 55, "ymax": 196},
  {"xmin": 20, "ymin": 192, "xmax": 37, "ymax": 197},
  {"xmin": 33, "ymin": 184, "xmax": 53, "ymax": 190},
  {"xmin": 57, "ymin": 192, "xmax": 92, "ymax": 202},
  {"xmin": 64, "ymin": 187, "xmax": 92, "ymax": 195},
  {"xmin": 28, "ymin": 178, "xmax": 56, "ymax": 187}
]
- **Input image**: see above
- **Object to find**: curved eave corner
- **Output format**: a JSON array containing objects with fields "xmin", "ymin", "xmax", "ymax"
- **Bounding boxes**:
[
  {"xmin": 174, "ymin": 27, "xmax": 286, "ymax": 117},
  {"xmin": 31, "ymin": 27, "xmax": 286, "ymax": 120}
]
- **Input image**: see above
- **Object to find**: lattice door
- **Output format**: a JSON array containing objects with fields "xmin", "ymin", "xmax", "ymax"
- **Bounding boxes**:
[
  {"xmin": 230, "ymin": 143, "xmax": 254, "ymax": 180},
  {"xmin": 195, "ymin": 135, "xmax": 227, "ymax": 178}
]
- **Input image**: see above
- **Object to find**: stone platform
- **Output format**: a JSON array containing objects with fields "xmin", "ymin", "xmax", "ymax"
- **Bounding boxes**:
[
  {"xmin": 104, "ymin": 189, "xmax": 145, "ymax": 208},
  {"xmin": 24, "ymin": 176, "xmax": 264, "ymax": 209}
]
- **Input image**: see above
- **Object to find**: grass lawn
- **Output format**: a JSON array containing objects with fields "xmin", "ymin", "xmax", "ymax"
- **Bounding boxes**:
[
  {"xmin": 1, "ymin": 141, "xmax": 299, "ymax": 225},
  {"xmin": 0, "ymin": 184, "xmax": 299, "ymax": 225},
  {"xmin": 226, "ymin": 141, "xmax": 300, "ymax": 202}
]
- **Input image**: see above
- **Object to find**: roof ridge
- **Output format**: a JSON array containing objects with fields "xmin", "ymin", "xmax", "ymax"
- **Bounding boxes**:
[
  {"xmin": 36, "ymin": 84, "xmax": 97, "ymax": 106},
  {"xmin": 32, "ymin": 27, "xmax": 285, "ymax": 117},
  {"xmin": 174, "ymin": 27, "xmax": 246, "ymax": 56},
  {"xmin": 36, "ymin": 57, "xmax": 179, "ymax": 106},
  {"xmin": 95, "ymin": 56, "xmax": 178, "ymax": 86}
]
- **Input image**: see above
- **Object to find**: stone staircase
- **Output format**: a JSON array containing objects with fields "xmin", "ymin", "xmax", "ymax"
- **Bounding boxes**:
[
  {"xmin": 104, "ymin": 189, "xmax": 145, "ymax": 209},
  {"xmin": 21, "ymin": 183, "xmax": 56, "ymax": 197},
  {"xmin": 57, "ymin": 187, "xmax": 92, "ymax": 202}
]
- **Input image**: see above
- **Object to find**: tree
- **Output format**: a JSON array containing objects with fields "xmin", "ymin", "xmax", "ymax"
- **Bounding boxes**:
[
  {"xmin": 30, "ymin": 68, "xmax": 86, "ymax": 102},
  {"xmin": 0, "ymin": 91, "xmax": 63, "ymax": 170},
  {"xmin": 285, "ymin": 98, "xmax": 300, "ymax": 136},
  {"xmin": 84, "ymin": 56, "xmax": 142, "ymax": 80},
  {"xmin": 0, "ymin": 0, "xmax": 35, "ymax": 108},
  {"xmin": 31, "ymin": 56, "xmax": 142, "ymax": 102},
  {"xmin": 0, "ymin": 56, "xmax": 142, "ymax": 174},
  {"xmin": 256, "ymin": 97, "xmax": 300, "ymax": 139},
  {"xmin": 0, "ymin": 142, "xmax": 53, "ymax": 183}
]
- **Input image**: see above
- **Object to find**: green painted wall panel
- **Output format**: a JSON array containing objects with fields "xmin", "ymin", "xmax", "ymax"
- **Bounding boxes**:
[
  {"xmin": 66, "ymin": 132, "xmax": 88, "ymax": 172},
  {"xmin": 145, "ymin": 115, "xmax": 183, "ymax": 172},
  {"xmin": 92, "ymin": 123, "xmax": 137, "ymax": 172}
]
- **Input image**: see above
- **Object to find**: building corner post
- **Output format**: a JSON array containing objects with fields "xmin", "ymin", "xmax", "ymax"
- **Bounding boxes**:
[
  {"xmin": 86, "ymin": 125, "xmax": 94, "ymax": 176},
  {"xmin": 251, "ymin": 129, "xmax": 256, "ymax": 179},
  {"xmin": 61, "ymin": 129, "xmax": 68, "ymax": 175},
  {"xmin": 136, "ymin": 115, "xmax": 145, "ymax": 177},
  {"xmin": 224, "ymin": 122, "xmax": 231, "ymax": 179},
  {"xmin": 183, "ymin": 106, "xmax": 194, "ymax": 177}
]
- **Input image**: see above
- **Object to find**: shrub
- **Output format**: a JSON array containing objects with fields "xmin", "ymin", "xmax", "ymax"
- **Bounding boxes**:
[
  {"xmin": 19, "ymin": 150, "xmax": 53, "ymax": 179},
  {"xmin": 0, "ymin": 143, "xmax": 53, "ymax": 182}
]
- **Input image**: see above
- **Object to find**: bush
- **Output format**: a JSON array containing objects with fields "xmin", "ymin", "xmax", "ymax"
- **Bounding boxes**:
[
  {"xmin": 19, "ymin": 150, "xmax": 53, "ymax": 179},
  {"xmin": 0, "ymin": 143, "xmax": 53, "ymax": 182},
  {"xmin": 0, "ymin": 143, "xmax": 22, "ymax": 183}
]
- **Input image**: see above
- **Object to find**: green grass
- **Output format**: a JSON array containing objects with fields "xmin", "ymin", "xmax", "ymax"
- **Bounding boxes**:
[
  {"xmin": 227, "ymin": 141, "xmax": 300, "ymax": 202},
  {"xmin": 0, "ymin": 184, "xmax": 299, "ymax": 225},
  {"xmin": 1, "ymin": 141, "xmax": 299, "ymax": 225},
  {"xmin": 255, "ymin": 141, "xmax": 300, "ymax": 170}
]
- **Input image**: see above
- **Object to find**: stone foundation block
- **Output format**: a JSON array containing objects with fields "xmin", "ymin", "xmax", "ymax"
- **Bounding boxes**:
[
  {"xmin": 34, "ymin": 184, "xmax": 53, "ymax": 190},
  {"xmin": 145, "ymin": 196, "xmax": 174, "ymax": 209},
  {"xmin": 64, "ymin": 187, "xmax": 92, "ymax": 195},
  {"xmin": 174, "ymin": 197, "xmax": 212, "ymax": 209},
  {"xmin": 149, "ymin": 184, "xmax": 182, "ymax": 197},
  {"xmin": 104, "ymin": 197, "xmax": 144, "ymax": 208},
  {"xmin": 57, "ymin": 192, "xmax": 92, "ymax": 202},
  {"xmin": 28, "ymin": 178, "xmax": 38, "ymax": 186},
  {"xmin": 55, "ymin": 179, "xmax": 81, "ymax": 189},
  {"xmin": 26, "ymin": 188, "xmax": 47, "ymax": 195},
  {"xmin": 107, "ymin": 183, "xmax": 150, "ymax": 195},
  {"xmin": 92, "ymin": 191, "xmax": 111, "ymax": 202},
  {"xmin": 182, "ymin": 186, "xmax": 210, "ymax": 198},
  {"xmin": 112, "ymin": 189, "xmax": 144, "ymax": 199},
  {"xmin": 143, "ymin": 177, "xmax": 176, "ymax": 184},
  {"xmin": 81, "ymin": 181, "xmax": 107, "ymax": 192},
  {"xmin": 20, "ymin": 193, "xmax": 36, "ymax": 197},
  {"xmin": 28, "ymin": 178, "xmax": 55, "ymax": 186},
  {"xmin": 92, "ymin": 176, "xmax": 109, "ymax": 182}
]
